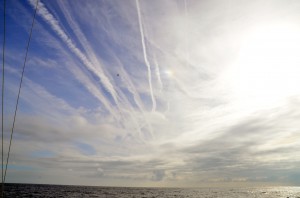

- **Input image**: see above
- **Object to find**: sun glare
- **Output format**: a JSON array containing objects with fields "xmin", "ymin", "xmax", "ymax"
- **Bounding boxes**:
[
  {"xmin": 232, "ymin": 23, "xmax": 300, "ymax": 109},
  {"xmin": 164, "ymin": 69, "xmax": 174, "ymax": 77}
]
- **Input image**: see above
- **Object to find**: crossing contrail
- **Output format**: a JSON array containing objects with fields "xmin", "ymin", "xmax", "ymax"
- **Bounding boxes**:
[
  {"xmin": 135, "ymin": 0, "xmax": 156, "ymax": 112},
  {"xmin": 27, "ymin": 0, "xmax": 120, "ymax": 112}
]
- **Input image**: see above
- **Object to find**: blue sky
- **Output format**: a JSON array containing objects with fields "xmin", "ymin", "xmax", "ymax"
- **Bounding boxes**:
[{"xmin": 1, "ymin": 0, "xmax": 300, "ymax": 187}]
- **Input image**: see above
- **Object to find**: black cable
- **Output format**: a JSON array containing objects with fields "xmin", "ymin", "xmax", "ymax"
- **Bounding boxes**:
[{"xmin": 3, "ymin": 0, "xmax": 39, "ymax": 184}]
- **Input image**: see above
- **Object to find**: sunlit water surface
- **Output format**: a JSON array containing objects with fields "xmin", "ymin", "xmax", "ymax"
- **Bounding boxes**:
[{"xmin": 3, "ymin": 184, "xmax": 300, "ymax": 197}]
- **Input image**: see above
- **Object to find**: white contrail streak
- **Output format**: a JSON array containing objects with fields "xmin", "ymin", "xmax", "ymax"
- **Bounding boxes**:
[
  {"xmin": 153, "ymin": 54, "xmax": 163, "ymax": 92},
  {"xmin": 28, "ymin": 0, "xmax": 119, "ymax": 107},
  {"xmin": 66, "ymin": 59, "xmax": 119, "ymax": 119},
  {"xmin": 135, "ymin": 0, "xmax": 156, "ymax": 112}
]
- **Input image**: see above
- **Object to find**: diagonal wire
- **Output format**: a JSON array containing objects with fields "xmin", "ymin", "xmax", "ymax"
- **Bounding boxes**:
[
  {"xmin": 3, "ymin": 0, "xmax": 39, "ymax": 183},
  {"xmin": 2, "ymin": 0, "xmax": 7, "ymax": 196}
]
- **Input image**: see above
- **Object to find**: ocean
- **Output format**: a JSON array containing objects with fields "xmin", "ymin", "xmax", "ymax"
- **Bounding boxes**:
[{"xmin": 2, "ymin": 183, "xmax": 300, "ymax": 197}]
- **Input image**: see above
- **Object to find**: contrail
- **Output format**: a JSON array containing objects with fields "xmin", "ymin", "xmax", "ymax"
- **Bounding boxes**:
[
  {"xmin": 56, "ymin": 1, "xmax": 149, "ymax": 140},
  {"xmin": 153, "ymin": 54, "xmax": 163, "ymax": 92},
  {"xmin": 27, "ymin": 0, "xmax": 120, "ymax": 107},
  {"xmin": 135, "ymin": 0, "xmax": 156, "ymax": 112},
  {"xmin": 66, "ymin": 58, "xmax": 119, "ymax": 120}
]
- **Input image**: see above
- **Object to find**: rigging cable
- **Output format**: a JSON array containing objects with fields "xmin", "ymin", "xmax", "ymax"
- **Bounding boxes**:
[
  {"xmin": 3, "ymin": 0, "xmax": 39, "ymax": 184},
  {"xmin": 2, "ymin": 0, "xmax": 7, "ymax": 196}
]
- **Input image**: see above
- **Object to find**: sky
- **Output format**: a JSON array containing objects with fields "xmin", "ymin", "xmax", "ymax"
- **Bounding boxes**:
[{"xmin": 1, "ymin": 0, "xmax": 300, "ymax": 187}]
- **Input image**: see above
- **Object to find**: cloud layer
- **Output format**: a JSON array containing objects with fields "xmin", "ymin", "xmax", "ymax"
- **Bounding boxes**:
[{"xmin": 1, "ymin": 0, "xmax": 300, "ymax": 187}]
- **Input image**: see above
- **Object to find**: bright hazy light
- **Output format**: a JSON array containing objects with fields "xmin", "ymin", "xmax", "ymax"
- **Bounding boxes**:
[
  {"xmin": 233, "ymin": 23, "xmax": 300, "ymax": 109},
  {"xmin": 164, "ymin": 69, "xmax": 174, "ymax": 77}
]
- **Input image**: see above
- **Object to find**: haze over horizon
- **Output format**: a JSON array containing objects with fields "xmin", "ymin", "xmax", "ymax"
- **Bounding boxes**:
[{"xmin": 1, "ymin": 0, "xmax": 300, "ymax": 187}]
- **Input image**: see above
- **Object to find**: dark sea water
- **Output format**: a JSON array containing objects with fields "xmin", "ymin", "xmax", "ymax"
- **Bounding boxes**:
[{"xmin": 2, "ymin": 183, "xmax": 300, "ymax": 198}]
